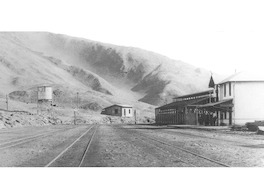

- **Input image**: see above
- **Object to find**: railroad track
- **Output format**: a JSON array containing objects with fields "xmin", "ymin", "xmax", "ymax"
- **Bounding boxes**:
[
  {"xmin": 0, "ymin": 126, "xmax": 44, "ymax": 134},
  {"xmin": 127, "ymin": 125, "xmax": 251, "ymax": 146},
  {"xmin": 0, "ymin": 126, "xmax": 77, "ymax": 150},
  {"xmin": 118, "ymin": 126, "xmax": 230, "ymax": 167},
  {"xmin": 153, "ymin": 127, "xmax": 250, "ymax": 146},
  {"xmin": 45, "ymin": 124, "xmax": 98, "ymax": 167}
]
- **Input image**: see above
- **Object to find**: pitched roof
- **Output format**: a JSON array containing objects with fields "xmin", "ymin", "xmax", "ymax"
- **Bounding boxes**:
[
  {"xmin": 115, "ymin": 104, "xmax": 133, "ymax": 107},
  {"xmin": 218, "ymin": 71, "xmax": 264, "ymax": 84},
  {"xmin": 157, "ymin": 97, "xmax": 209, "ymax": 110},
  {"xmin": 208, "ymin": 75, "xmax": 215, "ymax": 88},
  {"xmin": 197, "ymin": 98, "xmax": 233, "ymax": 111},
  {"xmin": 174, "ymin": 88, "xmax": 214, "ymax": 99},
  {"xmin": 198, "ymin": 98, "xmax": 233, "ymax": 108},
  {"xmin": 104, "ymin": 104, "xmax": 133, "ymax": 109}
]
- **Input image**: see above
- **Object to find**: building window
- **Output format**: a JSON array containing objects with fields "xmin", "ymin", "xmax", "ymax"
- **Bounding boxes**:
[
  {"xmin": 229, "ymin": 82, "xmax": 231, "ymax": 96},
  {"xmin": 224, "ymin": 83, "xmax": 226, "ymax": 97},
  {"xmin": 129, "ymin": 109, "xmax": 131, "ymax": 114},
  {"xmin": 115, "ymin": 109, "xmax": 118, "ymax": 114}
]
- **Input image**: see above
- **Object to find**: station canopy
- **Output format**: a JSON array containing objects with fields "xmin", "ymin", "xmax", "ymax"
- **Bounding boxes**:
[
  {"xmin": 197, "ymin": 98, "xmax": 233, "ymax": 112},
  {"xmin": 158, "ymin": 97, "xmax": 209, "ymax": 110}
]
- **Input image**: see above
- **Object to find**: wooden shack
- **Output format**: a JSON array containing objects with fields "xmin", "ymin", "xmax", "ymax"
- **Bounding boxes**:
[{"xmin": 101, "ymin": 104, "xmax": 133, "ymax": 117}]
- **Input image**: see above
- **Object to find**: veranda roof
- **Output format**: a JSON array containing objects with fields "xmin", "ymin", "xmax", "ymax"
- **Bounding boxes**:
[
  {"xmin": 197, "ymin": 98, "xmax": 233, "ymax": 111},
  {"xmin": 174, "ymin": 88, "xmax": 214, "ymax": 99},
  {"xmin": 157, "ymin": 97, "xmax": 209, "ymax": 110}
]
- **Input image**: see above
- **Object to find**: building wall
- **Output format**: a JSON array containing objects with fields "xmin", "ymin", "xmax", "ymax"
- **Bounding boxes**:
[
  {"xmin": 38, "ymin": 86, "xmax": 52, "ymax": 101},
  {"xmin": 104, "ymin": 106, "xmax": 133, "ymax": 117},
  {"xmin": 233, "ymin": 82, "xmax": 264, "ymax": 125},
  {"xmin": 185, "ymin": 112, "xmax": 197, "ymax": 125},
  {"xmin": 121, "ymin": 107, "xmax": 133, "ymax": 117},
  {"xmin": 104, "ymin": 106, "xmax": 122, "ymax": 116},
  {"xmin": 219, "ymin": 82, "xmax": 234, "ymax": 100},
  {"xmin": 155, "ymin": 108, "xmax": 185, "ymax": 125},
  {"xmin": 219, "ymin": 84, "xmax": 224, "ymax": 100}
]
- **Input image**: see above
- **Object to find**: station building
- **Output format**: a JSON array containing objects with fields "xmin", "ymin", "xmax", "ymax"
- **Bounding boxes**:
[
  {"xmin": 155, "ymin": 72, "xmax": 264, "ymax": 126},
  {"xmin": 155, "ymin": 85, "xmax": 216, "ymax": 126}
]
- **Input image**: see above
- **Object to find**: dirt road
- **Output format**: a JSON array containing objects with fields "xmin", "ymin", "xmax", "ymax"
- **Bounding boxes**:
[{"xmin": 0, "ymin": 124, "xmax": 263, "ymax": 167}]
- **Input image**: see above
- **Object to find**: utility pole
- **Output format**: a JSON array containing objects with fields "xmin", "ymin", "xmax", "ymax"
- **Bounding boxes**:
[
  {"xmin": 74, "ymin": 110, "xmax": 76, "ymax": 125},
  {"xmin": 77, "ymin": 92, "xmax": 79, "ymax": 109},
  {"xmin": 74, "ymin": 92, "xmax": 79, "ymax": 125},
  {"xmin": 6, "ymin": 95, "xmax": 8, "ymax": 111},
  {"xmin": 134, "ymin": 109, "xmax": 137, "ymax": 124}
]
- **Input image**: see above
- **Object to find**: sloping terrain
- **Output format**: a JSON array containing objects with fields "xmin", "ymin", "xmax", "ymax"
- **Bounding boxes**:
[{"xmin": 0, "ymin": 32, "xmax": 222, "ymax": 125}]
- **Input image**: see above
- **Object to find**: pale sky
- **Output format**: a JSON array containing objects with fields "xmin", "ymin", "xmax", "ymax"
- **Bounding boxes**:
[{"xmin": 1, "ymin": 0, "xmax": 264, "ymax": 75}]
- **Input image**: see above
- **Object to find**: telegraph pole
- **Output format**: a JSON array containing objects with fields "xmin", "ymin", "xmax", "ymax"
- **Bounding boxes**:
[
  {"xmin": 134, "ymin": 110, "xmax": 137, "ymax": 124},
  {"xmin": 74, "ymin": 92, "xmax": 79, "ymax": 125},
  {"xmin": 6, "ymin": 95, "xmax": 8, "ymax": 111},
  {"xmin": 77, "ymin": 92, "xmax": 79, "ymax": 109},
  {"xmin": 74, "ymin": 109, "xmax": 76, "ymax": 125}
]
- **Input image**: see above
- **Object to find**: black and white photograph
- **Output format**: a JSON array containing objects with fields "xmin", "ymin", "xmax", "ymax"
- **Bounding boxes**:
[{"xmin": 0, "ymin": 0, "xmax": 264, "ymax": 172}]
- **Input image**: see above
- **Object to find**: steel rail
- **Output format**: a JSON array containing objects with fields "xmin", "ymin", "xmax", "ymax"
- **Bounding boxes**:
[
  {"xmin": 0, "ymin": 126, "xmax": 74, "ymax": 147},
  {"xmin": 0, "ymin": 125, "xmax": 68, "ymax": 134},
  {"xmin": 144, "ymin": 135, "xmax": 230, "ymax": 167},
  {"xmin": 78, "ymin": 125, "xmax": 98, "ymax": 167},
  {"xmin": 134, "ymin": 134, "xmax": 196, "ymax": 167},
  {"xmin": 161, "ymin": 128, "xmax": 250, "ymax": 146},
  {"xmin": 45, "ymin": 125, "xmax": 95, "ymax": 167},
  {"xmin": 122, "ymin": 126, "xmax": 231, "ymax": 167},
  {"xmin": 0, "ymin": 126, "xmax": 77, "ymax": 150},
  {"xmin": 113, "ymin": 126, "xmax": 196, "ymax": 166}
]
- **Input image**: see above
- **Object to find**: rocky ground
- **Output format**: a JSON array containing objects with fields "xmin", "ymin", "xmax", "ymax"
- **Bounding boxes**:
[
  {"xmin": 0, "ymin": 111, "xmax": 62, "ymax": 129},
  {"xmin": 0, "ymin": 97, "xmax": 155, "ymax": 129},
  {"xmin": 0, "ymin": 108, "xmax": 153, "ymax": 129},
  {"xmin": 0, "ymin": 124, "xmax": 263, "ymax": 167}
]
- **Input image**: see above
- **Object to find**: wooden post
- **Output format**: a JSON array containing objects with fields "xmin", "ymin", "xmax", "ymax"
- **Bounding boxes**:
[
  {"xmin": 74, "ymin": 110, "xmax": 76, "ymax": 125},
  {"xmin": 37, "ymin": 100, "xmax": 39, "ymax": 115},
  {"xmin": 217, "ymin": 111, "xmax": 219, "ymax": 126},
  {"xmin": 77, "ymin": 92, "xmax": 79, "ymax": 109},
  {"xmin": 134, "ymin": 110, "xmax": 137, "ymax": 124},
  {"xmin": 195, "ymin": 110, "xmax": 198, "ymax": 125},
  {"xmin": 6, "ymin": 95, "xmax": 8, "ymax": 111}
]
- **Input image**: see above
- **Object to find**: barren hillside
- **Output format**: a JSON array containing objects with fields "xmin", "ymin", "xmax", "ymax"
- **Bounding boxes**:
[{"xmin": 0, "ymin": 32, "xmax": 221, "ymax": 125}]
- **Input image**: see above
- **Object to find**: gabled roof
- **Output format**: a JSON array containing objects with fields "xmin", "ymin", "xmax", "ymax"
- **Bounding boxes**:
[
  {"xmin": 208, "ymin": 75, "xmax": 215, "ymax": 88},
  {"xmin": 218, "ymin": 71, "xmax": 264, "ymax": 85},
  {"xmin": 104, "ymin": 104, "xmax": 133, "ymax": 109},
  {"xmin": 115, "ymin": 104, "xmax": 133, "ymax": 108}
]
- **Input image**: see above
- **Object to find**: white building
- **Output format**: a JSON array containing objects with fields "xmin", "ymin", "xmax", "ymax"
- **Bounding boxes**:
[
  {"xmin": 37, "ymin": 86, "xmax": 52, "ymax": 102},
  {"xmin": 199, "ymin": 72, "xmax": 264, "ymax": 125},
  {"xmin": 101, "ymin": 104, "xmax": 133, "ymax": 117}
]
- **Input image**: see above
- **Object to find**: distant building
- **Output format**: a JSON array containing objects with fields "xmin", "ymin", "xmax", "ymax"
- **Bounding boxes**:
[
  {"xmin": 37, "ymin": 86, "xmax": 52, "ymax": 102},
  {"xmin": 155, "ymin": 72, "xmax": 264, "ymax": 126},
  {"xmin": 37, "ymin": 85, "xmax": 53, "ymax": 115},
  {"xmin": 101, "ymin": 104, "xmax": 133, "ymax": 117}
]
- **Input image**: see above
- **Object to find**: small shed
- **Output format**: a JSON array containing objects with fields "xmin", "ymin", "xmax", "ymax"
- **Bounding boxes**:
[{"xmin": 101, "ymin": 104, "xmax": 133, "ymax": 117}]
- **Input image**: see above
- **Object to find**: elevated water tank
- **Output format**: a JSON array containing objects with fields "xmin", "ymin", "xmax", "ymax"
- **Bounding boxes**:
[{"xmin": 37, "ymin": 86, "xmax": 52, "ymax": 101}]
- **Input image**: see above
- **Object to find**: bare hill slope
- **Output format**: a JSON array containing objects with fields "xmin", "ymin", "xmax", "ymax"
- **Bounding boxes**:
[{"xmin": 0, "ymin": 32, "xmax": 220, "ymax": 115}]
